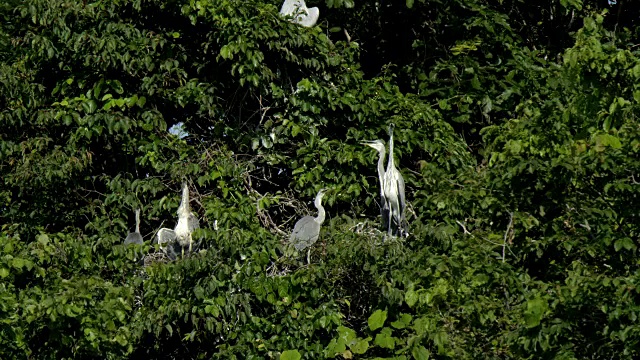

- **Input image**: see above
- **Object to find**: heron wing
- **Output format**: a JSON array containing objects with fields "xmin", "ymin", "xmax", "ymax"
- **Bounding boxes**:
[
  {"xmin": 157, "ymin": 228, "xmax": 176, "ymax": 246},
  {"xmin": 290, "ymin": 216, "xmax": 320, "ymax": 250},
  {"xmin": 124, "ymin": 232, "xmax": 143, "ymax": 245},
  {"xmin": 396, "ymin": 170, "xmax": 406, "ymax": 218},
  {"xmin": 298, "ymin": 6, "xmax": 319, "ymax": 27},
  {"xmin": 187, "ymin": 213, "xmax": 200, "ymax": 232}
]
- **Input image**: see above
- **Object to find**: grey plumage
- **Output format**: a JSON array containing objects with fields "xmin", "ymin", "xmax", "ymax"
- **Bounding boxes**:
[
  {"xmin": 174, "ymin": 182, "xmax": 200, "ymax": 255},
  {"xmin": 124, "ymin": 208, "xmax": 144, "ymax": 245},
  {"xmin": 156, "ymin": 228, "xmax": 177, "ymax": 260},
  {"xmin": 155, "ymin": 182, "xmax": 200, "ymax": 259},
  {"xmin": 384, "ymin": 123, "xmax": 407, "ymax": 237},
  {"xmin": 361, "ymin": 139, "xmax": 390, "ymax": 231},
  {"xmin": 362, "ymin": 124, "xmax": 407, "ymax": 237},
  {"xmin": 290, "ymin": 188, "xmax": 328, "ymax": 252}
]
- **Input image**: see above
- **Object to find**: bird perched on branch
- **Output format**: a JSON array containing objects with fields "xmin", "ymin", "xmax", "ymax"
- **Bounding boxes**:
[
  {"xmin": 290, "ymin": 188, "xmax": 330, "ymax": 263},
  {"xmin": 362, "ymin": 124, "xmax": 407, "ymax": 237},
  {"xmin": 174, "ymin": 182, "xmax": 200, "ymax": 255},
  {"xmin": 124, "ymin": 208, "xmax": 143, "ymax": 245},
  {"xmin": 156, "ymin": 182, "xmax": 200, "ymax": 258},
  {"xmin": 361, "ymin": 139, "xmax": 390, "ymax": 231},
  {"xmin": 384, "ymin": 123, "xmax": 407, "ymax": 237}
]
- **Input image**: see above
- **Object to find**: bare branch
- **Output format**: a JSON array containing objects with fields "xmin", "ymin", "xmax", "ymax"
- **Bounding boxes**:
[
  {"xmin": 456, "ymin": 220, "xmax": 472, "ymax": 235},
  {"xmin": 502, "ymin": 212, "xmax": 514, "ymax": 263}
]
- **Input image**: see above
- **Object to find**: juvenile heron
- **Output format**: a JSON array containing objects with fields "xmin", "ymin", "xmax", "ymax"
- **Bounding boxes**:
[
  {"xmin": 156, "ymin": 182, "xmax": 200, "ymax": 259},
  {"xmin": 156, "ymin": 228, "xmax": 177, "ymax": 260},
  {"xmin": 124, "ymin": 208, "xmax": 144, "ymax": 245},
  {"xmin": 280, "ymin": 0, "xmax": 319, "ymax": 27},
  {"xmin": 174, "ymin": 182, "xmax": 200, "ymax": 256},
  {"xmin": 361, "ymin": 139, "xmax": 390, "ymax": 231},
  {"xmin": 290, "ymin": 188, "xmax": 330, "ymax": 262},
  {"xmin": 384, "ymin": 123, "xmax": 407, "ymax": 237}
]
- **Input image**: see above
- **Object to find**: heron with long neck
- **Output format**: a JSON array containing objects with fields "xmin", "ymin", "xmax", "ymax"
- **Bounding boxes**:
[
  {"xmin": 290, "ymin": 188, "xmax": 330, "ymax": 263},
  {"xmin": 361, "ymin": 139, "xmax": 390, "ymax": 231},
  {"xmin": 124, "ymin": 208, "xmax": 143, "ymax": 245},
  {"xmin": 174, "ymin": 182, "xmax": 200, "ymax": 256},
  {"xmin": 384, "ymin": 123, "xmax": 407, "ymax": 237}
]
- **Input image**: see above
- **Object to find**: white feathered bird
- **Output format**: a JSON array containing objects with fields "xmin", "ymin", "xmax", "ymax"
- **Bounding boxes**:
[
  {"xmin": 156, "ymin": 182, "xmax": 200, "ymax": 258},
  {"xmin": 280, "ymin": 0, "xmax": 319, "ymax": 27}
]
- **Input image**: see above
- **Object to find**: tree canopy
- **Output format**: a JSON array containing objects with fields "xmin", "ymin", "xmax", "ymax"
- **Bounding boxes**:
[{"xmin": 1, "ymin": 0, "xmax": 639, "ymax": 359}]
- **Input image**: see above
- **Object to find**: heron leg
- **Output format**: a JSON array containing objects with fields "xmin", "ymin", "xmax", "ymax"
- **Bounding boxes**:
[{"xmin": 307, "ymin": 248, "xmax": 311, "ymax": 264}]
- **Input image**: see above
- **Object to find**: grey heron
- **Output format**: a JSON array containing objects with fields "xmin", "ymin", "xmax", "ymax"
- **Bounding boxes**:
[
  {"xmin": 155, "ymin": 182, "xmax": 200, "ymax": 259},
  {"xmin": 174, "ymin": 182, "xmax": 200, "ymax": 256},
  {"xmin": 384, "ymin": 123, "xmax": 407, "ymax": 237},
  {"xmin": 290, "ymin": 188, "xmax": 330, "ymax": 263},
  {"xmin": 124, "ymin": 208, "xmax": 144, "ymax": 245},
  {"xmin": 156, "ymin": 227, "xmax": 177, "ymax": 260},
  {"xmin": 361, "ymin": 139, "xmax": 390, "ymax": 231},
  {"xmin": 280, "ymin": 0, "xmax": 319, "ymax": 27}
]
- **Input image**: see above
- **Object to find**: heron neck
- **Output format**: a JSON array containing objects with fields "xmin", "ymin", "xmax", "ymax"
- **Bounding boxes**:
[
  {"xmin": 314, "ymin": 194, "xmax": 326, "ymax": 223},
  {"xmin": 135, "ymin": 209, "xmax": 140, "ymax": 233},
  {"xmin": 377, "ymin": 148, "xmax": 386, "ymax": 180},
  {"xmin": 387, "ymin": 132, "xmax": 395, "ymax": 170},
  {"xmin": 178, "ymin": 183, "xmax": 190, "ymax": 216}
]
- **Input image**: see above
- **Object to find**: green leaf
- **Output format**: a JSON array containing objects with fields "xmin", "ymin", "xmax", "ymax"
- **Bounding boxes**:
[
  {"xmin": 368, "ymin": 309, "xmax": 387, "ymax": 331},
  {"xmin": 374, "ymin": 328, "xmax": 395, "ymax": 349},
  {"xmin": 524, "ymin": 297, "xmax": 548, "ymax": 328},
  {"xmin": 614, "ymin": 238, "xmax": 636, "ymax": 252},
  {"xmin": 391, "ymin": 313, "xmax": 412, "ymax": 329},
  {"xmin": 280, "ymin": 350, "xmax": 301, "ymax": 360},
  {"xmin": 412, "ymin": 345, "xmax": 430, "ymax": 360},
  {"xmin": 406, "ymin": 0, "xmax": 414, "ymax": 8},
  {"xmin": 350, "ymin": 338, "xmax": 369, "ymax": 354},
  {"xmin": 405, "ymin": 290, "xmax": 418, "ymax": 307},
  {"xmin": 337, "ymin": 326, "xmax": 357, "ymax": 344}
]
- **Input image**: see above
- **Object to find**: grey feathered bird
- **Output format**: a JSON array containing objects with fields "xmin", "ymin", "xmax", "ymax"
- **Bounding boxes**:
[
  {"xmin": 384, "ymin": 123, "xmax": 407, "ymax": 237},
  {"xmin": 361, "ymin": 139, "xmax": 390, "ymax": 231},
  {"xmin": 290, "ymin": 188, "xmax": 329, "ymax": 262},
  {"xmin": 124, "ymin": 208, "xmax": 143, "ymax": 245},
  {"xmin": 156, "ymin": 182, "xmax": 200, "ymax": 259},
  {"xmin": 174, "ymin": 182, "xmax": 200, "ymax": 255}
]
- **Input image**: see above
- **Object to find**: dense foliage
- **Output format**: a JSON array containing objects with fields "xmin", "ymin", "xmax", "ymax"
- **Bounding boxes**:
[{"xmin": 1, "ymin": 0, "xmax": 639, "ymax": 358}]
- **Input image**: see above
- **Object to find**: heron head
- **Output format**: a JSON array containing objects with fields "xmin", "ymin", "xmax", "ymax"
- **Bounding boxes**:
[
  {"xmin": 388, "ymin": 123, "xmax": 395, "ymax": 135},
  {"xmin": 361, "ymin": 139, "xmax": 385, "ymax": 153}
]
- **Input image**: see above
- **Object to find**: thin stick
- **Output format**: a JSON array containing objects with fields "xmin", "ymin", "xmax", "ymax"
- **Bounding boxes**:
[{"xmin": 502, "ymin": 212, "xmax": 514, "ymax": 263}]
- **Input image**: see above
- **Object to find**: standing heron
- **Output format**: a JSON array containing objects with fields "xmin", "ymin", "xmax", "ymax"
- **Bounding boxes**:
[
  {"xmin": 124, "ymin": 208, "xmax": 144, "ymax": 245},
  {"xmin": 174, "ymin": 182, "xmax": 200, "ymax": 256},
  {"xmin": 361, "ymin": 139, "xmax": 390, "ymax": 231},
  {"xmin": 156, "ymin": 182, "xmax": 200, "ymax": 258},
  {"xmin": 290, "ymin": 188, "xmax": 330, "ymax": 263},
  {"xmin": 156, "ymin": 227, "xmax": 177, "ymax": 260},
  {"xmin": 384, "ymin": 123, "xmax": 407, "ymax": 237},
  {"xmin": 280, "ymin": 0, "xmax": 319, "ymax": 27}
]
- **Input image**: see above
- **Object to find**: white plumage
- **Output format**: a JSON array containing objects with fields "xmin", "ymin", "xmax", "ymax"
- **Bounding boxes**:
[
  {"xmin": 156, "ymin": 182, "xmax": 200, "ymax": 258},
  {"xmin": 280, "ymin": 0, "xmax": 319, "ymax": 27}
]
